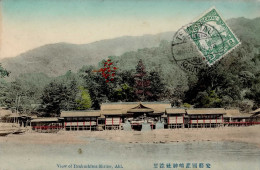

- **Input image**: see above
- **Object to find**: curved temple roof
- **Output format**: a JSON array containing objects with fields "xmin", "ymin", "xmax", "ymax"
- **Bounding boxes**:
[{"xmin": 127, "ymin": 103, "xmax": 154, "ymax": 113}]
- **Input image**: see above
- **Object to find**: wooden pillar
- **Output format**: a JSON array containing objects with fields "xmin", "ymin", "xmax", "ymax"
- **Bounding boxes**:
[
  {"xmin": 105, "ymin": 117, "xmax": 107, "ymax": 130},
  {"xmin": 167, "ymin": 116, "xmax": 170, "ymax": 129},
  {"xmin": 182, "ymin": 114, "xmax": 184, "ymax": 129},
  {"xmin": 222, "ymin": 115, "xmax": 223, "ymax": 127},
  {"xmin": 216, "ymin": 116, "xmax": 217, "ymax": 128},
  {"xmin": 119, "ymin": 118, "xmax": 121, "ymax": 131},
  {"xmin": 176, "ymin": 116, "xmax": 177, "ymax": 129},
  {"xmin": 90, "ymin": 119, "xmax": 92, "ymax": 131},
  {"xmin": 30, "ymin": 122, "xmax": 32, "ymax": 132},
  {"xmin": 197, "ymin": 115, "xmax": 198, "ymax": 129}
]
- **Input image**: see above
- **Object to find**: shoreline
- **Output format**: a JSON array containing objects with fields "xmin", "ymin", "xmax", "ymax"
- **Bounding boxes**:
[
  {"xmin": 0, "ymin": 126, "xmax": 259, "ymax": 147},
  {"xmin": 76, "ymin": 125, "xmax": 260, "ymax": 147}
]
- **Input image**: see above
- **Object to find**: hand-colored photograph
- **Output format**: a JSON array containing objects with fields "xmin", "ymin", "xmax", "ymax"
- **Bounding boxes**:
[{"xmin": 0, "ymin": 0, "xmax": 259, "ymax": 170}]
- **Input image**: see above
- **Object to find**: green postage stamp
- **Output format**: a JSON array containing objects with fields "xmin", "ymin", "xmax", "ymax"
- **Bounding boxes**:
[{"xmin": 184, "ymin": 7, "xmax": 241, "ymax": 66}]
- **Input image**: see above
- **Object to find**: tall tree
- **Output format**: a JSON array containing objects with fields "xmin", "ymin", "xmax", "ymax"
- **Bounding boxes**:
[
  {"xmin": 79, "ymin": 65, "xmax": 108, "ymax": 109},
  {"xmin": 76, "ymin": 86, "xmax": 92, "ymax": 110},
  {"xmin": 194, "ymin": 90, "xmax": 222, "ymax": 108},
  {"xmin": 134, "ymin": 59, "xmax": 151, "ymax": 101},
  {"xmin": 0, "ymin": 64, "xmax": 10, "ymax": 107},
  {"xmin": 40, "ymin": 81, "xmax": 68, "ymax": 116},
  {"xmin": 113, "ymin": 83, "xmax": 136, "ymax": 102},
  {"xmin": 147, "ymin": 71, "xmax": 166, "ymax": 101}
]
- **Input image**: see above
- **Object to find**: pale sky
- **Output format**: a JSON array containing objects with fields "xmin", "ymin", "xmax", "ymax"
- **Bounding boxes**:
[{"xmin": 0, "ymin": 0, "xmax": 259, "ymax": 59}]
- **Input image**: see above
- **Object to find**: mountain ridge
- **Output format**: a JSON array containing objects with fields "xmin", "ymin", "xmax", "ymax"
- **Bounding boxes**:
[
  {"xmin": 1, "ymin": 31, "xmax": 175, "ymax": 78},
  {"xmin": 1, "ymin": 17, "xmax": 259, "ymax": 79}
]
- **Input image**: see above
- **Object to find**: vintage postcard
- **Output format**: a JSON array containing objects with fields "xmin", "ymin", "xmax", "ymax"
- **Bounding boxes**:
[{"xmin": 0, "ymin": 0, "xmax": 259, "ymax": 170}]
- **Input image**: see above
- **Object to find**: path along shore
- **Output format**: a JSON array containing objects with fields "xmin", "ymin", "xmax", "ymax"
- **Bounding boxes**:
[{"xmin": 0, "ymin": 125, "xmax": 259, "ymax": 147}]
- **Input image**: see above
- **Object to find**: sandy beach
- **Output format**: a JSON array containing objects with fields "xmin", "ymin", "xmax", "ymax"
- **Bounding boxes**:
[{"xmin": 0, "ymin": 125, "xmax": 259, "ymax": 147}]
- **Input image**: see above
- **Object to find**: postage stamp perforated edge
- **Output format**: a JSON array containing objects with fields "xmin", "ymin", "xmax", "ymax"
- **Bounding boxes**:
[{"xmin": 184, "ymin": 6, "xmax": 241, "ymax": 66}]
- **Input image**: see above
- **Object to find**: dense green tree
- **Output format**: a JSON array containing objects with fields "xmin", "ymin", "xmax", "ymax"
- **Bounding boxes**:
[
  {"xmin": 113, "ymin": 83, "xmax": 135, "ymax": 102},
  {"xmin": 117, "ymin": 70, "xmax": 135, "ymax": 87},
  {"xmin": 245, "ymin": 74, "xmax": 260, "ymax": 109},
  {"xmin": 0, "ymin": 80, "xmax": 8, "ymax": 107},
  {"xmin": 0, "ymin": 64, "xmax": 9, "ymax": 78},
  {"xmin": 76, "ymin": 86, "xmax": 92, "ymax": 110},
  {"xmin": 110, "ymin": 70, "xmax": 137, "ymax": 102},
  {"xmin": 194, "ymin": 90, "xmax": 222, "ymax": 108},
  {"xmin": 58, "ymin": 71, "xmax": 79, "ymax": 110},
  {"xmin": 134, "ymin": 59, "xmax": 151, "ymax": 101},
  {"xmin": 3, "ymin": 80, "xmax": 23, "ymax": 110},
  {"xmin": 40, "ymin": 81, "xmax": 68, "ymax": 116},
  {"xmin": 79, "ymin": 65, "xmax": 109, "ymax": 109},
  {"xmin": 1, "ymin": 73, "xmax": 51, "ymax": 113},
  {"xmin": 184, "ymin": 63, "xmax": 242, "ymax": 108},
  {"xmin": 147, "ymin": 71, "xmax": 166, "ymax": 101},
  {"xmin": 0, "ymin": 64, "xmax": 10, "ymax": 107}
]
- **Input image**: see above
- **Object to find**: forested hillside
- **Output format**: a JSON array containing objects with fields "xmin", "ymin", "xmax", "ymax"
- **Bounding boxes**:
[
  {"xmin": 1, "ymin": 32, "xmax": 174, "ymax": 79},
  {"xmin": 0, "ymin": 17, "xmax": 259, "ymax": 116}
]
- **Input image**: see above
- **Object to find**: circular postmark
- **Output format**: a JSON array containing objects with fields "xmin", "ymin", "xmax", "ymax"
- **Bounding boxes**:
[{"xmin": 171, "ymin": 22, "xmax": 224, "ymax": 73}]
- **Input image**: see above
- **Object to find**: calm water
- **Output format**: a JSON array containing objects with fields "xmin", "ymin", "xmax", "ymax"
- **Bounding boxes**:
[{"xmin": 0, "ymin": 137, "xmax": 259, "ymax": 170}]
